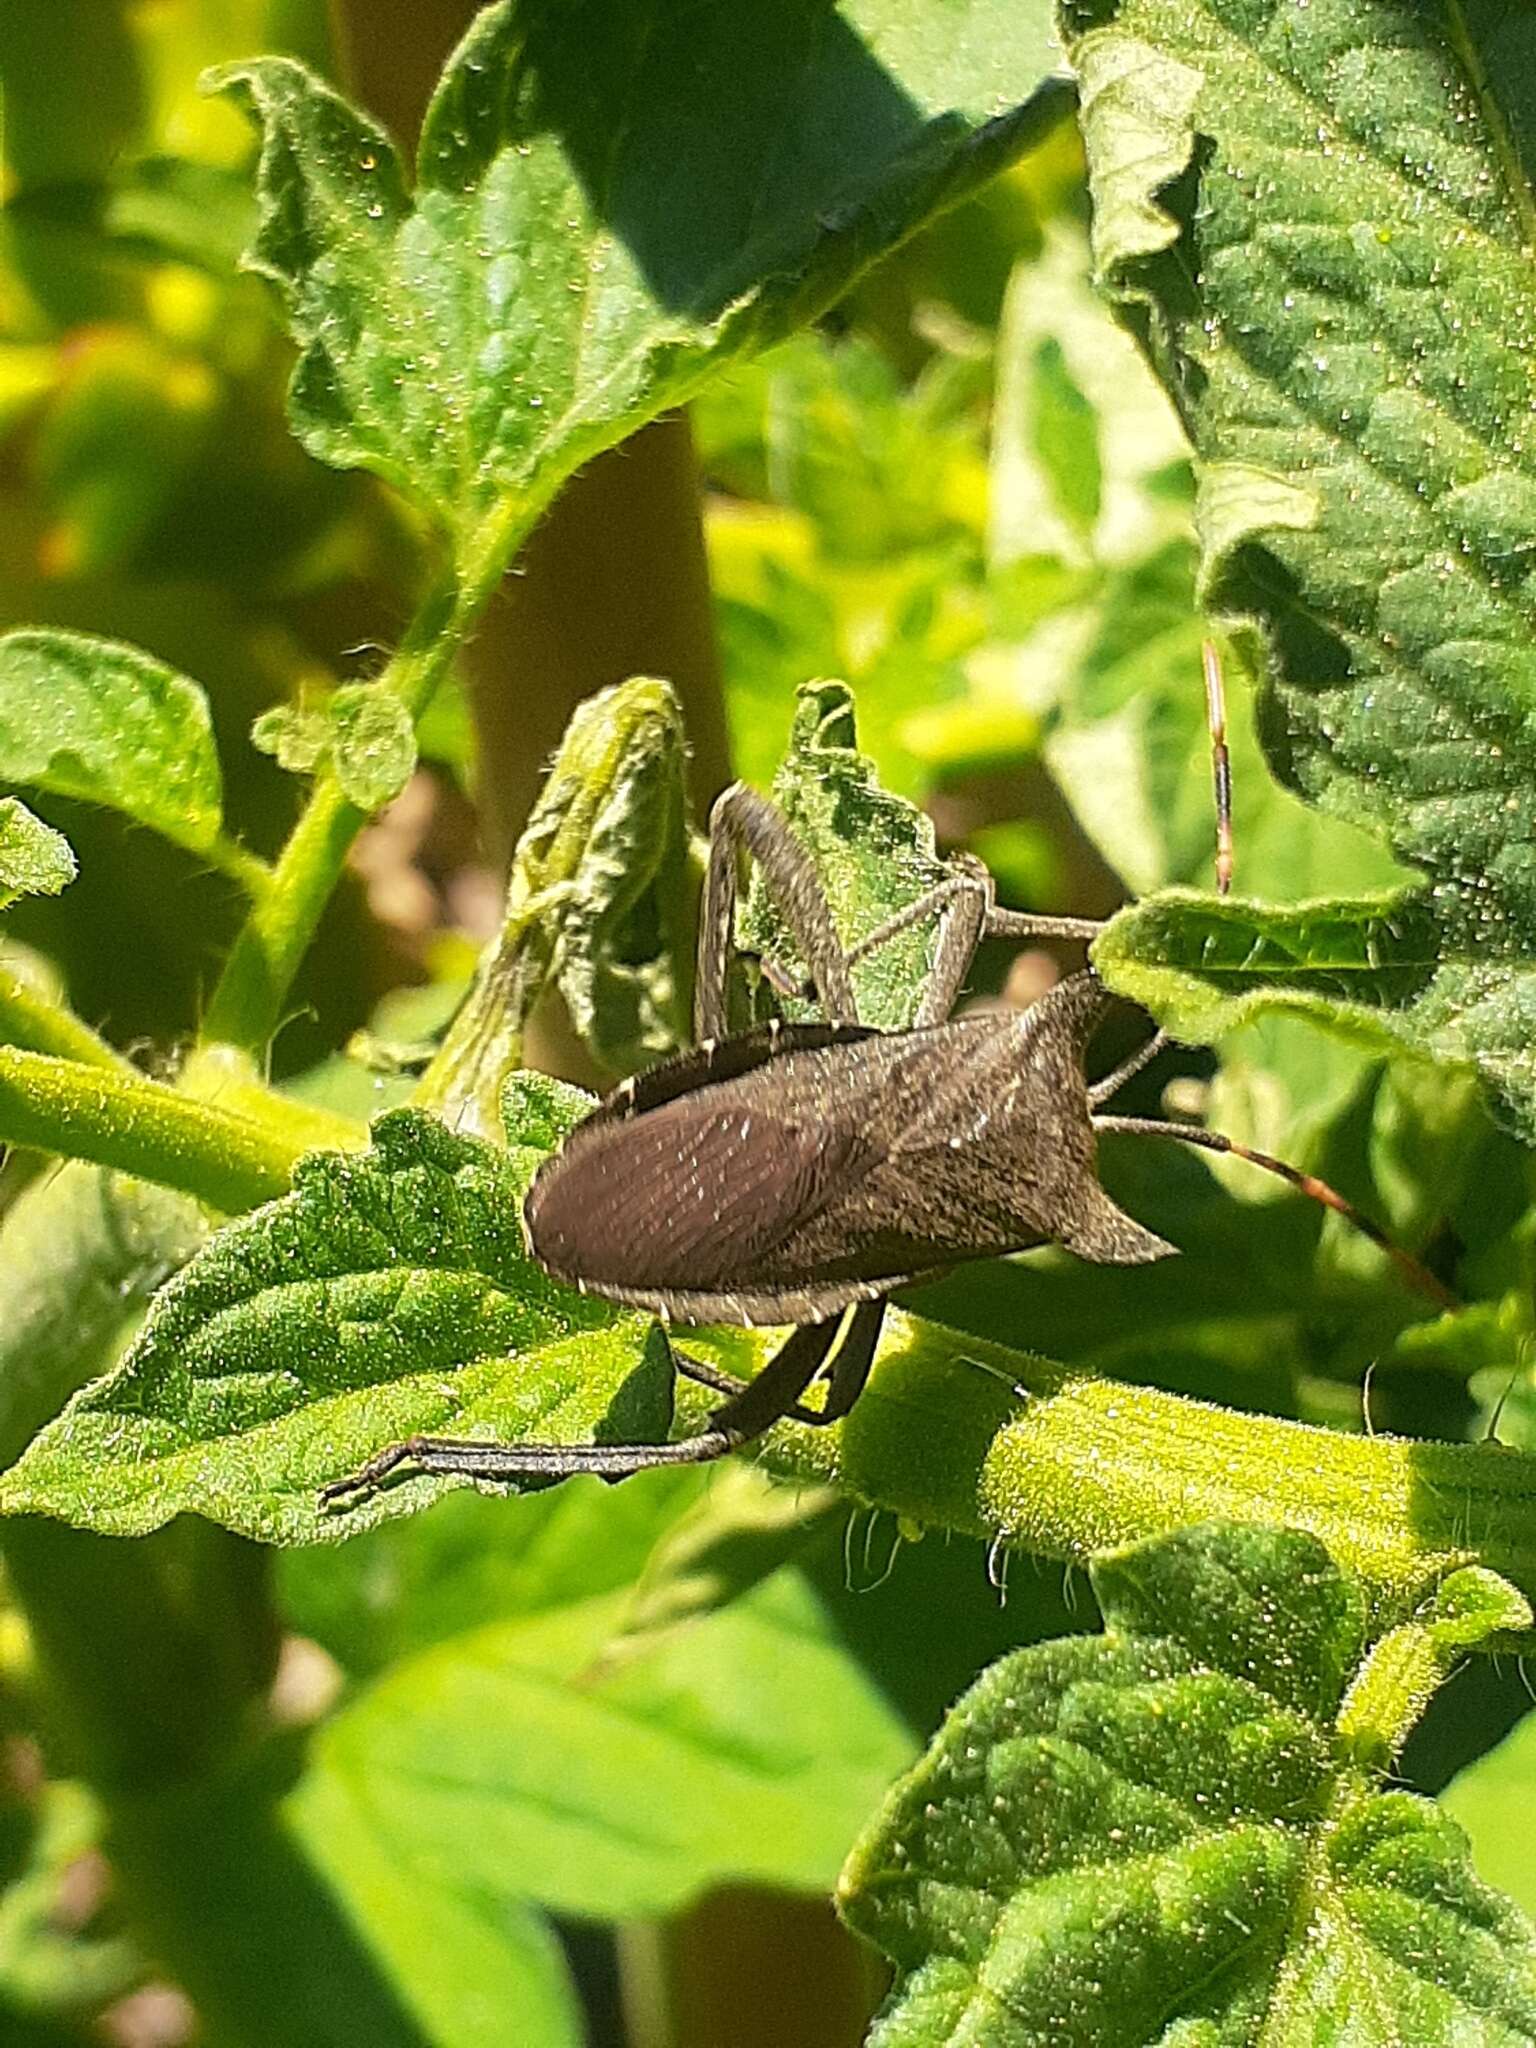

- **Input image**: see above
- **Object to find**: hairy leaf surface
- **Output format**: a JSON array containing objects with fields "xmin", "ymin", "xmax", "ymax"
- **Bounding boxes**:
[
  {"xmin": 841, "ymin": 1523, "xmax": 1536, "ymax": 2045},
  {"xmin": 0, "ymin": 1084, "xmax": 668, "ymax": 1542},
  {"xmin": 212, "ymin": 0, "xmax": 1064, "ymax": 563},
  {"xmin": 253, "ymin": 686, "xmax": 418, "ymax": 812},
  {"xmin": 738, "ymin": 679, "xmax": 956, "ymax": 1032},
  {"xmin": 0, "ymin": 797, "xmax": 75, "ymax": 907},
  {"xmin": 1062, "ymin": 0, "xmax": 1536, "ymax": 1136},
  {"xmin": 0, "ymin": 628, "xmax": 223, "ymax": 857}
]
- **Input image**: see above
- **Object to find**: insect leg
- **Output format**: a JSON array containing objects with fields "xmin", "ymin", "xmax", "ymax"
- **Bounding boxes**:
[
  {"xmin": 320, "ymin": 1320, "xmax": 849, "ymax": 1504},
  {"xmin": 696, "ymin": 785, "xmax": 857, "ymax": 1038},
  {"xmin": 793, "ymin": 1299, "xmax": 885, "ymax": 1425},
  {"xmin": 672, "ymin": 1346, "xmax": 834, "ymax": 1427},
  {"xmin": 1091, "ymin": 644, "xmax": 1239, "ymax": 1104},
  {"xmin": 680, "ymin": 1302, "xmax": 887, "ymax": 1429},
  {"xmin": 698, "ymin": 1317, "xmax": 845, "ymax": 1441},
  {"xmin": 320, "ymin": 1431, "xmax": 740, "ymax": 1494},
  {"xmin": 755, "ymin": 871, "xmax": 988, "ymax": 1016},
  {"xmin": 1087, "ymin": 1029, "xmax": 1167, "ymax": 1107},
  {"xmin": 1204, "ymin": 638, "xmax": 1235, "ymax": 897},
  {"xmin": 772, "ymin": 868, "xmax": 1104, "ymax": 1024}
]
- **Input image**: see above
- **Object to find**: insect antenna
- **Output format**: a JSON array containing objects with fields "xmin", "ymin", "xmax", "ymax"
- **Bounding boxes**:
[
  {"xmin": 1090, "ymin": 1109, "xmax": 1458, "ymax": 1310},
  {"xmin": 1089, "ymin": 641, "xmax": 1239, "ymax": 1108},
  {"xmin": 1092, "ymin": 640, "xmax": 1457, "ymax": 1312}
]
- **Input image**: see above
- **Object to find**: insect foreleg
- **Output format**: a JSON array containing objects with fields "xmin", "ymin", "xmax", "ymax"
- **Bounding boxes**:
[
  {"xmin": 762, "ymin": 864, "xmax": 1106, "ymax": 1028},
  {"xmin": 1087, "ymin": 1029, "xmax": 1167, "ymax": 1108}
]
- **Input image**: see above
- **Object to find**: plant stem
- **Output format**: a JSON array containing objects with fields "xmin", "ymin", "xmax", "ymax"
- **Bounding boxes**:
[
  {"xmin": 0, "ymin": 1047, "xmax": 317, "ymax": 1213},
  {"xmin": 199, "ymin": 562, "xmax": 464, "ymax": 1053},
  {"xmin": 0, "ymin": 963, "xmax": 130, "ymax": 1070},
  {"xmin": 461, "ymin": 414, "xmax": 732, "ymax": 872},
  {"xmin": 680, "ymin": 1311, "xmax": 1536, "ymax": 1628},
  {"xmin": 205, "ymin": 834, "xmax": 275, "ymax": 899}
]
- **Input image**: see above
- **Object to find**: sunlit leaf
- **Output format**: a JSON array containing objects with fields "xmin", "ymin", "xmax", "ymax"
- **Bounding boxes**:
[
  {"xmin": 253, "ymin": 687, "xmax": 418, "ymax": 812},
  {"xmin": 0, "ymin": 1090, "xmax": 669, "ymax": 1542},
  {"xmin": 308, "ymin": 1565, "xmax": 915, "ymax": 1919},
  {"xmin": 1444, "ymin": 1710, "xmax": 1536, "ymax": 1922},
  {"xmin": 842, "ymin": 1523, "xmax": 1536, "ymax": 2045},
  {"xmin": 0, "ymin": 629, "xmax": 223, "ymax": 857},
  {"xmin": 738, "ymin": 679, "xmax": 955, "ymax": 1032},
  {"xmin": 0, "ymin": 799, "xmax": 75, "ymax": 910},
  {"xmin": 1064, "ymin": 0, "xmax": 1536, "ymax": 1137},
  {"xmin": 212, "ymin": 0, "xmax": 1064, "ymax": 562}
]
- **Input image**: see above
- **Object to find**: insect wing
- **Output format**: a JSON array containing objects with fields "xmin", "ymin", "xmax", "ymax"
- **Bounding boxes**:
[{"xmin": 525, "ymin": 1089, "xmax": 880, "ymax": 1296}]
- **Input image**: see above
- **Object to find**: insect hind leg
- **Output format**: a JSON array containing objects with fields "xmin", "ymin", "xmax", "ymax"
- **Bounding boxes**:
[{"xmin": 320, "ymin": 1315, "xmax": 869, "ymax": 1505}]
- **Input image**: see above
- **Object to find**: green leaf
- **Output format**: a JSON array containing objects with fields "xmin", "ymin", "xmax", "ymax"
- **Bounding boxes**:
[
  {"xmin": 0, "ymin": 0, "xmax": 142, "ymax": 193},
  {"xmin": 329, "ymin": 687, "xmax": 417, "ymax": 811},
  {"xmin": 279, "ymin": 1465, "xmax": 710, "ymax": 1679},
  {"xmin": 0, "ymin": 629, "xmax": 223, "ymax": 857},
  {"xmin": 306, "ymin": 1565, "xmax": 915, "ymax": 1920},
  {"xmin": 253, "ymin": 687, "xmax": 418, "ymax": 812},
  {"xmin": 284, "ymin": 1763, "xmax": 582, "ymax": 2048},
  {"xmin": 102, "ymin": 156, "xmax": 258, "ymax": 276},
  {"xmin": 31, "ymin": 329, "xmax": 218, "ymax": 579},
  {"xmin": 589, "ymin": 1461, "xmax": 840, "ymax": 1675},
  {"xmin": 1444, "ymin": 1710, "xmax": 1536, "ymax": 1921},
  {"xmin": 210, "ymin": 0, "xmax": 1064, "ymax": 564},
  {"xmin": 1028, "ymin": 335, "xmax": 1101, "ymax": 541},
  {"xmin": 531, "ymin": 684, "xmax": 696, "ymax": 1079},
  {"xmin": 0, "ymin": 799, "xmax": 75, "ymax": 910},
  {"xmin": 1062, "ymin": 0, "xmax": 1536, "ymax": 1138},
  {"xmin": 0, "ymin": 1160, "xmax": 208, "ymax": 1475},
  {"xmin": 250, "ymin": 704, "xmax": 330, "ymax": 775},
  {"xmin": 738, "ymin": 680, "xmax": 955, "ymax": 1032},
  {"xmin": 1093, "ymin": 885, "xmax": 1478, "ymax": 1068},
  {"xmin": 841, "ymin": 1523, "xmax": 1536, "ymax": 2046},
  {"xmin": 0, "ymin": 1782, "xmax": 138, "ymax": 2019},
  {"xmin": 0, "ymin": 1106, "xmax": 671, "ymax": 1542},
  {"xmin": 699, "ymin": 329, "xmax": 1013, "ymax": 802},
  {"xmin": 991, "ymin": 217, "xmax": 1188, "ymax": 576},
  {"xmin": 988, "ymin": 219, "xmax": 1406, "ymax": 904}
]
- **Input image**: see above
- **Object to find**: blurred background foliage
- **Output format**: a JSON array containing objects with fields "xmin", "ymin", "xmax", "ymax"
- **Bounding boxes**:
[{"xmin": 0, "ymin": 4, "xmax": 1533, "ymax": 2045}]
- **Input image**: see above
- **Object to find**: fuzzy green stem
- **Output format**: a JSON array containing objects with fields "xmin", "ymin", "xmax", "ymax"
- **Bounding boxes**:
[
  {"xmin": 205, "ymin": 834, "xmax": 275, "ymax": 900},
  {"xmin": 682, "ymin": 1311, "xmax": 1536, "ymax": 1628},
  {"xmin": 200, "ymin": 564, "xmax": 464, "ymax": 1052},
  {"xmin": 0, "ymin": 963, "xmax": 129, "ymax": 1071},
  {"xmin": 201, "ymin": 483, "xmax": 554, "ymax": 1057},
  {"xmin": 0, "ymin": 1047, "xmax": 315, "ymax": 1213}
]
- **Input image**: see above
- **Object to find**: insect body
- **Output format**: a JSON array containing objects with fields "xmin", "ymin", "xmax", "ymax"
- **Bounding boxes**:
[
  {"xmin": 323, "ymin": 778, "xmax": 1158, "ymax": 1499},
  {"xmin": 323, "ymin": 729, "xmax": 1445, "ymax": 1506},
  {"xmin": 524, "ymin": 983, "xmax": 1170, "ymax": 1331}
]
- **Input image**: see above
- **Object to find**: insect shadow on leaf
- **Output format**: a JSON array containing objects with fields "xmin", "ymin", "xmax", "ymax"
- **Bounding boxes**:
[{"xmin": 322, "ymin": 648, "xmax": 1454, "ymax": 1504}]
